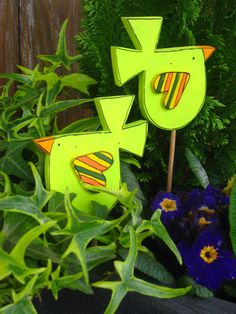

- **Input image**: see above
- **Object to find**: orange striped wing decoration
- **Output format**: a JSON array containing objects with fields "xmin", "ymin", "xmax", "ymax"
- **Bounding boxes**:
[
  {"xmin": 152, "ymin": 72, "xmax": 190, "ymax": 109},
  {"xmin": 73, "ymin": 151, "xmax": 114, "ymax": 187}
]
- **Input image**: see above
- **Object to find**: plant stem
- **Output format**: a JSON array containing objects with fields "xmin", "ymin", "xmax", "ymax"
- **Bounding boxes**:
[{"xmin": 167, "ymin": 130, "xmax": 176, "ymax": 193}]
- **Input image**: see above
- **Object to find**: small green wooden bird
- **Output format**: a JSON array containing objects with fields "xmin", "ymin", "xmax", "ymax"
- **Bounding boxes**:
[{"xmin": 34, "ymin": 95, "xmax": 147, "ymax": 214}]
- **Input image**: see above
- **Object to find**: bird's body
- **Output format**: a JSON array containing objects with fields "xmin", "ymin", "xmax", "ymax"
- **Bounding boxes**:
[
  {"xmin": 42, "ymin": 132, "xmax": 120, "ymax": 212},
  {"xmin": 35, "ymin": 96, "xmax": 147, "ymax": 214},
  {"xmin": 111, "ymin": 17, "xmax": 215, "ymax": 130},
  {"xmin": 140, "ymin": 46, "xmax": 209, "ymax": 129}
]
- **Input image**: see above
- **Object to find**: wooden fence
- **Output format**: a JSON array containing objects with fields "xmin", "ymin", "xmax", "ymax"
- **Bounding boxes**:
[
  {"xmin": 0, "ymin": 0, "xmax": 82, "ymax": 72},
  {"xmin": 0, "ymin": 0, "xmax": 91, "ymax": 125}
]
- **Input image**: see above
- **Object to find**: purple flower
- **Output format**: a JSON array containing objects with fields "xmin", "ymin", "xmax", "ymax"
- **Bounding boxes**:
[
  {"xmin": 193, "ymin": 208, "xmax": 218, "ymax": 232},
  {"xmin": 179, "ymin": 228, "xmax": 236, "ymax": 290},
  {"xmin": 184, "ymin": 188, "xmax": 216, "ymax": 214},
  {"xmin": 151, "ymin": 192, "xmax": 183, "ymax": 225},
  {"xmin": 206, "ymin": 184, "xmax": 229, "ymax": 205},
  {"xmin": 185, "ymin": 184, "xmax": 229, "ymax": 215}
]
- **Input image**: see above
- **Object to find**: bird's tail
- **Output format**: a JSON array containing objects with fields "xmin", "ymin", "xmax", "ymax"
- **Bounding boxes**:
[{"xmin": 94, "ymin": 95, "xmax": 148, "ymax": 157}]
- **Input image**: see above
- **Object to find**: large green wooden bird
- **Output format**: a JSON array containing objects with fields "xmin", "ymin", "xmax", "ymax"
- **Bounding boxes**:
[
  {"xmin": 34, "ymin": 96, "xmax": 148, "ymax": 214},
  {"xmin": 111, "ymin": 17, "xmax": 215, "ymax": 130}
]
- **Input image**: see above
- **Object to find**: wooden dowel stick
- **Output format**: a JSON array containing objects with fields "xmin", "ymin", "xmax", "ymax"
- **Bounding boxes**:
[{"xmin": 167, "ymin": 130, "xmax": 176, "ymax": 193}]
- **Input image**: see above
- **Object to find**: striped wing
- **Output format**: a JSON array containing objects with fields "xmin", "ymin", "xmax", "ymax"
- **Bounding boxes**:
[
  {"xmin": 73, "ymin": 151, "xmax": 114, "ymax": 187},
  {"xmin": 152, "ymin": 72, "xmax": 190, "ymax": 109}
]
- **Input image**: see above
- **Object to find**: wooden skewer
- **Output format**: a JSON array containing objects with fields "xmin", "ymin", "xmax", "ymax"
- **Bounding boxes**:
[{"xmin": 167, "ymin": 130, "xmax": 176, "ymax": 193}]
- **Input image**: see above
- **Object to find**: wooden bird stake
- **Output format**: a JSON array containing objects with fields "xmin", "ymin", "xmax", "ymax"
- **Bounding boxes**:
[{"xmin": 167, "ymin": 130, "xmax": 176, "ymax": 193}]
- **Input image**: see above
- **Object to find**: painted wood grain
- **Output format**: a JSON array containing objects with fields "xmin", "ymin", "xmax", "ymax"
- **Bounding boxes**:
[
  {"xmin": 0, "ymin": 0, "xmax": 92, "ymax": 125},
  {"xmin": 0, "ymin": 0, "xmax": 19, "ymax": 73}
]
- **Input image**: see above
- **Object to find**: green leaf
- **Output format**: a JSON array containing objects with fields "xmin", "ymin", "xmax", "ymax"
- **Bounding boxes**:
[
  {"xmin": 178, "ymin": 276, "xmax": 213, "ymax": 298},
  {"xmin": 61, "ymin": 73, "xmax": 97, "ymax": 95},
  {"xmin": 85, "ymin": 243, "xmax": 116, "ymax": 270},
  {"xmin": 90, "ymin": 183, "xmax": 139, "ymax": 210},
  {"xmin": 29, "ymin": 163, "xmax": 55, "ymax": 210},
  {"xmin": 93, "ymin": 228, "xmax": 191, "ymax": 314},
  {"xmin": 0, "ymin": 171, "xmax": 11, "ymax": 198},
  {"xmin": 0, "ymin": 141, "xmax": 33, "ymax": 181},
  {"xmin": 137, "ymin": 210, "xmax": 182, "ymax": 264},
  {"xmin": 0, "ymin": 195, "xmax": 48, "ymax": 223},
  {"xmin": 0, "ymin": 163, "xmax": 54, "ymax": 223},
  {"xmin": 0, "ymin": 247, "xmax": 45, "ymax": 284},
  {"xmin": 33, "ymin": 259, "xmax": 52, "ymax": 291},
  {"xmin": 0, "ymin": 79, "xmax": 14, "ymax": 98},
  {"xmin": 0, "ymin": 73, "xmax": 32, "ymax": 84},
  {"xmin": 118, "ymin": 248, "xmax": 175, "ymax": 285},
  {"xmin": 0, "ymin": 221, "xmax": 55, "ymax": 284},
  {"xmin": 90, "ymin": 201, "xmax": 108, "ymax": 219},
  {"xmin": 35, "ymin": 72, "xmax": 61, "ymax": 105},
  {"xmin": 39, "ymin": 98, "xmax": 92, "ymax": 118},
  {"xmin": 52, "ymin": 193, "xmax": 122, "ymax": 286},
  {"xmin": 0, "ymin": 109, "xmax": 36, "ymax": 139},
  {"xmin": 2, "ymin": 213, "xmax": 38, "ymax": 251},
  {"xmin": 38, "ymin": 19, "xmax": 82, "ymax": 70},
  {"xmin": 0, "ymin": 296, "xmax": 37, "ymax": 314},
  {"xmin": 229, "ymin": 178, "xmax": 236, "ymax": 255},
  {"xmin": 49, "ymin": 272, "xmax": 92, "ymax": 299},
  {"xmin": 120, "ymin": 153, "xmax": 141, "ymax": 168},
  {"xmin": 48, "ymin": 191, "xmax": 65, "ymax": 212},
  {"xmin": 64, "ymin": 243, "xmax": 116, "ymax": 274},
  {"xmin": 185, "ymin": 148, "xmax": 210, "ymax": 188},
  {"xmin": 17, "ymin": 64, "xmax": 41, "ymax": 78},
  {"xmin": 120, "ymin": 162, "xmax": 146, "ymax": 205},
  {"xmin": 59, "ymin": 117, "xmax": 100, "ymax": 134},
  {"xmin": 10, "ymin": 221, "xmax": 56, "ymax": 265},
  {"xmin": 26, "ymin": 240, "xmax": 60, "ymax": 263},
  {"xmin": 12, "ymin": 275, "xmax": 38, "ymax": 303},
  {"xmin": 127, "ymin": 277, "xmax": 191, "ymax": 298}
]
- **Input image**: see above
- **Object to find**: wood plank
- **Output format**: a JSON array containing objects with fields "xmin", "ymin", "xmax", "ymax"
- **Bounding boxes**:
[
  {"xmin": 0, "ymin": 0, "xmax": 19, "ymax": 73},
  {"xmin": 19, "ymin": 0, "xmax": 82, "ymax": 69},
  {"xmin": 19, "ymin": 0, "xmax": 91, "ymax": 127}
]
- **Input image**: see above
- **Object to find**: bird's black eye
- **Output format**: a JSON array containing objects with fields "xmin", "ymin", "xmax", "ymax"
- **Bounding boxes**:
[
  {"xmin": 192, "ymin": 57, "xmax": 195, "ymax": 60},
  {"xmin": 58, "ymin": 143, "xmax": 61, "ymax": 147},
  {"xmin": 170, "ymin": 62, "xmax": 173, "ymax": 65}
]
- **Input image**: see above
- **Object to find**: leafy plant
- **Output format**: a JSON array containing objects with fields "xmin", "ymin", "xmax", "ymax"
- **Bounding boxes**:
[
  {"xmin": 229, "ymin": 178, "xmax": 236, "ymax": 255},
  {"xmin": 0, "ymin": 20, "xmax": 191, "ymax": 313},
  {"xmin": 185, "ymin": 148, "xmax": 210, "ymax": 189}
]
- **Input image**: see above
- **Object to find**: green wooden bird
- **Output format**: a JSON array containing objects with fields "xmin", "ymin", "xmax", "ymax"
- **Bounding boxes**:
[
  {"xmin": 34, "ymin": 96, "xmax": 147, "ymax": 214},
  {"xmin": 111, "ymin": 17, "xmax": 215, "ymax": 130}
]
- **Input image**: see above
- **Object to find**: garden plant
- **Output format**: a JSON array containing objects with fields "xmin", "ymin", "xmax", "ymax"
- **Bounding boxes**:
[
  {"xmin": 1, "ymin": 2, "xmax": 236, "ymax": 313},
  {"xmin": 0, "ymin": 20, "xmax": 191, "ymax": 314}
]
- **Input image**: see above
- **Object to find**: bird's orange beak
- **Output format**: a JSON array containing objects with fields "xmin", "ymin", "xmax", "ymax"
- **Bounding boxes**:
[
  {"xmin": 34, "ymin": 136, "xmax": 55, "ymax": 154},
  {"xmin": 198, "ymin": 45, "xmax": 215, "ymax": 61}
]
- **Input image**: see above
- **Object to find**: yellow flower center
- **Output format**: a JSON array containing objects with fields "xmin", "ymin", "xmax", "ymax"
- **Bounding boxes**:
[
  {"xmin": 199, "ymin": 217, "xmax": 212, "ymax": 227},
  {"xmin": 160, "ymin": 198, "xmax": 177, "ymax": 212},
  {"xmin": 200, "ymin": 245, "xmax": 218, "ymax": 264},
  {"xmin": 199, "ymin": 206, "xmax": 215, "ymax": 214}
]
